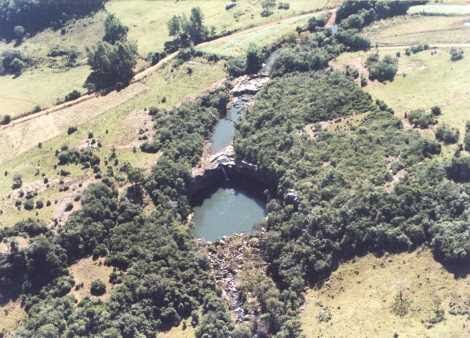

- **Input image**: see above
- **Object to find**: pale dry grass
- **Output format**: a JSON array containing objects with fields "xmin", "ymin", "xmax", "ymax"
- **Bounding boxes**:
[
  {"xmin": 0, "ymin": 300, "xmax": 26, "ymax": 337},
  {"xmin": 301, "ymin": 250, "xmax": 470, "ymax": 338},
  {"xmin": 69, "ymin": 257, "xmax": 113, "ymax": 302},
  {"xmin": 160, "ymin": 320, "xmax": 196, "ymax": 338},
  {"xmin": 0, "ymin": 236, "xmax": 29, "ymax": 254}
]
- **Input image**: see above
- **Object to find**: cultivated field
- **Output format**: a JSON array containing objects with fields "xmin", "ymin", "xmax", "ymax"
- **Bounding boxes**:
[
  {"xmin": 364, "ymin": 14, "xmax": 470, "ymax": 46},
  {"xmin": 301, "ymin": 250, "xmax": 470, "ymax": 338},
  {"xmin": 409, "ymin": 3, "xmax": 470, "ymax": 15}
]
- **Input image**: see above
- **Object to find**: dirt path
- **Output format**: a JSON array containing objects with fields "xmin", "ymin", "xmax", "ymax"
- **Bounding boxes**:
[{"xmin": 377, "ymin": 42, "xmax": 470, "ymax": 49}]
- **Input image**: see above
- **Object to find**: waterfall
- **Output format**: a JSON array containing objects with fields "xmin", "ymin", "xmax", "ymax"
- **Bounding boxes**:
[{"xmin": 221, "ymin": 165, "xmax": 230, "ymax": 181}]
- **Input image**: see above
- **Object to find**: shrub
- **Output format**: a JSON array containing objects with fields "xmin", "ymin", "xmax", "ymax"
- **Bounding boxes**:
[
  {"xmin": 90, "ymin": 279, "xmax": 106, "ymax": 296},
  {"xmin": 24, "ymin": 199, "xmax": 34, "ymax": 210},
  {"xmin": 435, "ymin": 124, "xmax": 459, "ymax": 144},
  {"xmin": 465, "ymin": 122, "xmax": 470, "ymax": 152},
  {"xmin": 0, "ymin": 114, "xmax": 11, "ymax": 125},
  {"xmin": 366, "ymin": 54, "xmax": 398, "ymax": 82},
  {"xmin": 450, "ymin": 47, "xmax": 464, "ymax": 62},
  {"xmin": 271, "ymin": 47, "xmax": 329, "ymax": 76},
  {"xmin": 278, "ymin": 2, "xmax": 290, "ymax": 10},
  {"xmin": 307, "ymin": 16, "xmax": 326, "ymax": 32},
  {"xmin": 36, "ymin": 200, "xmax": 44, "ymax": 209},
  {"xmin": 446, "ymin": 155, "xmax": 470, "ymax": 182},
  {"xmin": 261, "ymin": 0, "xmax": 276, "ymax": 17},
  {"xmin": 64, "ymin": 90, "xmax": 81, "ymax": 102},
  {"xmin": 67, "ymin": 126, "xmax": 78, "ymax": 135},
  {"xmin": 103, "ymin": 14, "xmax": 128, "ymax": 44},
  {"xmin": 1, "ymin": 50, "xmax": 28, "ymax": 75},
  {"xmin": 226, "ymin": 57, "xmax": 246, "ymax": 78},
  {"xmin": 407, "ymin": 109, "xmax": 436, "ymax": 129},
  {"xmin": 11, "ymin": 175, "xmax": 22, "ymax": 189},
  {"xmin": 431, "ymin": 106, "xmax": 441, "ymax": 116}
]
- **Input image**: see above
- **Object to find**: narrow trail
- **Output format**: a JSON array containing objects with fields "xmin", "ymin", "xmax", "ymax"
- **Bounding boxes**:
[{"xmin": 377, "ymin": 42, "xmax": 470, "ymax": 49}]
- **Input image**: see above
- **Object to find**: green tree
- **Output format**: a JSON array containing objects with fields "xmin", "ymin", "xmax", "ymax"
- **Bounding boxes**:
[
  {"xmin": 90, "ymin": 279, "xmax": 106, "ymax": 296},
  {"xmin": 167, "ymin": 15, "xmax": 183, "ymax": 36},
  {"xmin": 104, "ymin": 14, "xmax": 129, "ymax": 44},
  {"xmin": 465, "ymin": 122, "xmax": 470, "ymax": 151},
  {"xmin": 246, "ymin": 44, "xmax": 262, "ymax": 74},
  {"xmin": 86, "ymin": 40, "xmax": 138, "ymax": 89}
]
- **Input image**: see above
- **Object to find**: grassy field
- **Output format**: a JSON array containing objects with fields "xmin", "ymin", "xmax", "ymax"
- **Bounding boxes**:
[
  {"xmin": 0, "ymin": 0, "xmax": 332, "ymax": 117},
  {"xmin": 0, "ymin": 58, "xmax": 226, "ymax": 228},
  {"xmin": 0, "ymin": 65, "xmax": 91, "ymax": 118},
  {"xmin": 364, "ymin": 14, "xmax": 470, "ymax": 46},
  {"xmin": 107, "ymin": 0, "xmax": 333, "ymax": 56},
  {"xmin": 161, "ymin": 321, "xmax": 196, "ymax": 338},
  {"xmin": 198, "ymin": 12, "xmax": 316, "ymax": 56},
  {"xmin": 0, "ymin": 11, "xmax": 106, "ymax": 117},
  {"xmin": 334, "ymin": 47, "xmax": 470, "ymax": 139},
  {"xmin": 301, "ymin": 250, "xmax": 470, "ymax": 338}
]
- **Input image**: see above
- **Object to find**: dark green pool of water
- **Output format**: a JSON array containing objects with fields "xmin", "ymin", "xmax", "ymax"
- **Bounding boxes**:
[
  {"xmin": 192, "ymin": 187, "xmax": 266, "ymax": 241},
  {"xmin": 210, "ymin": 95, "xmax": 251, "ymax": 153}
]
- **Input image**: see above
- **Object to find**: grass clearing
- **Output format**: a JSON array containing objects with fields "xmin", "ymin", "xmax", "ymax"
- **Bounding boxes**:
[
  {"xmin": 107, "ymin": 0, "xmax": 332, "ymax": 56},
  {"xmin": 0, "ymin": 300, "xmax": 26, "ymax": 337},
  {"xmin": 0, "ymin": 58, "xmax": 226, "ymax": 227},
  {"xmin": 69, "ymin": 257, "xmax": 113, "ymax": 302},
  {"xmin": 198, "ymin": 12, "xmax": 316, "ymax": 56},
  {"xmin": 301, "ymin": 249, "xmax": 470, "ymax": 338},
  {"xmin": 334, "ymin": 47, "xmax": 470, "ymax": 139},
  {"xmin": 160, "ymin": 320, "xmax": 196, "ymax": 338},
  {"xmin": 0, "ymin": 65, "xmax": 90, "ymax": 117},
  {"xmin": 0, "ymin": 10, "xmax": 106, "ymax": 116},
  {"xmin": 364, "ymin": 14, "xmax": 470, "ymax": 46}
]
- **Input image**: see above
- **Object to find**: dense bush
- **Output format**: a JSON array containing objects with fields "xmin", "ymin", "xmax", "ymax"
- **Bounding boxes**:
[
  {"xmin": 450, "ymin": 47, "xmax": 464, "ymax": 62},
  {"xmin": 405, "ymin": 43, "xmax": 430, "ymax": 56},
  {"xmin": 407, "ymin": 109, "xmax": 436, "ymax": 129},
  {"xmin": 464, "ymin": 122, "xmax": 470, "ymax": 151},
  {"xmin": 90, "ymin": 279, "xmax": 106, "ymax": 296},
  {"xmin": 0, "ymin": 0, "xmax": 105, "ymax": 39},
  {"xmin": 64, "ymin": 90, "xmax": 81, "ymax": 102},
  {"xmin": 337, "ymin": 0, "xmax": 426, "ymax": 28},
  {"xmin": 234, "ymin": 68, "xmax": 470, "ymax": 301},
  {"xmin": 366, "ymin": 54, "xmax": 398, "ymax": 82},
  {"xmin": 306, "ymin": 15, "xmax": 326, "ymax": 32},
  {"xmin": 0, "ymin": 114, "xmax": 11, "ymax": 125},
  {"xmin": 1, "ymin": 49, "xmax": 30, "ymax": 75},
  {"xmin": 435, "ymin": 124, "xmax": 459, "ymax": 144}
]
